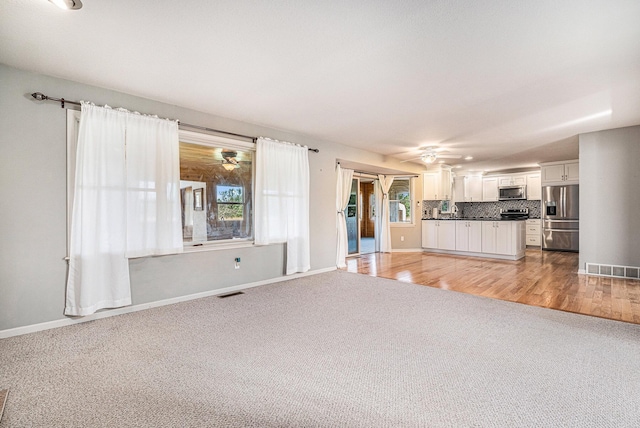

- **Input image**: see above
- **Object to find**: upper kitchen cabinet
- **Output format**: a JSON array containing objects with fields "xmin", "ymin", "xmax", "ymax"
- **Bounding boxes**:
[
  {"xmin": 540, "ymin": 160, "xmax": 579, "ymax": 185},
  {"xmin": 498, "ymin": 175, "xmax": 526, "ymax": 186},
  {"xmin": 482, "ymin": 177, "xmax": 499, "ymax": 201},
  {"xmin": 423, "ymin": 167, "xmax": 452, "ymax": 200},
  {"xmin": 526, "ymin": 173, "xmax": 541, "ymax": 200},
  {"xmin": 453, "ymin": 175, "xmax": 483, "ymax": 203}
]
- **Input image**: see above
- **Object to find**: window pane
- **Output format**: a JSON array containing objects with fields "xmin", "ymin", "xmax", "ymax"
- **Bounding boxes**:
[
  {"xmin": 389, "ymin": 179, "xmax": 411, "ymax": 223},
  {"xmin": 179, "ymin": 142, "xmax": 253, "ymax": 243}
]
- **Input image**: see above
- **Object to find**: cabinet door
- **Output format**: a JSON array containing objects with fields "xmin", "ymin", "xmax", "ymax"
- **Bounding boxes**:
[
  {"xmin": 526, "ymin": 174, "xmax": 541, "ymax": 200},
  {"xmin": 481, "ymin": 221, "xmax": 496, "ymax": 253},
  {"xmin": 467, "ymin": 176, "xmax": 483, "ymax": 202},
  {"xmin": 453, "ymin": 177, "xmax": 465, "ymax": 203},
  {"xmin": 422, "ymin": 221, "xmax": 438, "ymax": 249},
  {"xmin": 542, "ymin": 164, "xmax": 565, "ymax": 183},
  {"xmin": 498, "ymin": 176, "xmax": 512, "ymax": 186},
  {"xmin": 438, "ymin": 221, "xmax": 456, "ymax": 250},
  {"xmin": 455, "ymin": 221, "xmax": 469, "ymax": 251},
  {"xmin": 440, "ymin": 168, "xmax": 452, "ymax": 200},
  {"xmin": 495, "ymin": 222, "xmax": 513, "ymax": 255},
  {"xmin": 565, "ymin": 162, "xmax": 579, "ymax": 181},
  {"xmin": 468, "ymin": 221, "xmax": 483, "ymax": 252},
  {"xmin": 511, "ymin": 175, "xmax": 527, "ymax": 186},
  {"xmin": 482, "ymin": 178, "xmax": 499, "ymax": 201},
  {"xmin": 423, "ymin": 173, "xmax": 439, "ymax": 200}
]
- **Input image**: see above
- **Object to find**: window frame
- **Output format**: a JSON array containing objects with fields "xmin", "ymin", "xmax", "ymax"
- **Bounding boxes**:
[
  {"xmin": 178, "ymin": 130, "xmax": 256, "ymax": 250},
  {"xmin": 389, "ymin": 177, "xmax": 415, "ymax": 227}
]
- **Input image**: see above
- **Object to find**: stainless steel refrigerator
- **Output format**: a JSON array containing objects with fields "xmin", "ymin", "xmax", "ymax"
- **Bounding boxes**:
[{"xmin": 542, "ymin": 184, "xmax": 579, "ymax": 252}]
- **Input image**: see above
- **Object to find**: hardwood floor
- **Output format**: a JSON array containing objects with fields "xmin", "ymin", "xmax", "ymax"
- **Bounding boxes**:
[{"xmin": 343, "ymin": 250, "xmax": 640, "ymax": 324}]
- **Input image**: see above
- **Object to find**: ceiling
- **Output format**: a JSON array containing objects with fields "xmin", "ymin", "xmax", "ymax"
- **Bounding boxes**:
[{"xmin": 2, "ymin": 0, "xmax": 639, "ymax": 172}]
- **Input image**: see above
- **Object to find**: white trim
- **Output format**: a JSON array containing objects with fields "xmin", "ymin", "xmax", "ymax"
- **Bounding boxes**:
[
  {"xmin": 392, "ymin": 248, "xmax": 423, "ymax": 253},
  {"xmin": 179, "ymin": 129, "xmax": 255, "ymax": 150},
  {"xmin": 578, "ymin": 269, "xmax": 586, "ymax": 274},
  {"xmin": 0, "ymin": 266, "xmax": 336, "ymax": 339}
]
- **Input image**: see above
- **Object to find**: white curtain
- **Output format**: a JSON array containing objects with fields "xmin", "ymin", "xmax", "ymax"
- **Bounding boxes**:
[
  {"xmin": 65, "ymin": 103, "xmax": 182, "ymax": 316},
  {"xmin": 254, "ymin": 137, "xmax": 310, "ymax": 275},
  {"xmin": 335, "ymin": 164, "xmax": 354, "ymax": 268},
  {"xmin": 374, "ymin": 179, "xmax": 382, "ymax": 253},
  {"xmin": 378, "ymin": 174, "xmax": 394, "ymax": 253}
]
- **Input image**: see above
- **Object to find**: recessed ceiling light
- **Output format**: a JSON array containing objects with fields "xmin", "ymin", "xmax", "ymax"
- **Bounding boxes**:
[
  {"xmin": 464, "ymin": 156, "xmax": 473, "ymax": 160},
  {"xmin": 49, "ymin": 0, "xmax": 83, "ymax": 10}
]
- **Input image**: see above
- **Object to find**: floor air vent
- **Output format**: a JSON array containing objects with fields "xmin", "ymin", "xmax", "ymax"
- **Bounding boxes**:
[
  {"xmin": 217, "ymin": 291, "xmax": 245, "ymax": 299},
  {"xmin": 585, "ymin": 263, "xmax": 640, "ymax": 280}
]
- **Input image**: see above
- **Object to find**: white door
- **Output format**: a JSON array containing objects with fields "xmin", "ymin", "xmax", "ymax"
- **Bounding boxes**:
[
  {"xmin": 438, "ymin": 221, "xmax": 456, "ymax": 250},
  {"xmin": 495, "ymin": 222, "xmax": 513, "ymax": 255},
  {"xmin": 422, "ymin": 220, "xmax": 438, "ymax": 249},
  {"xmin": 455, "ymin": 221, "xmax": 469, "ymax": 251}
]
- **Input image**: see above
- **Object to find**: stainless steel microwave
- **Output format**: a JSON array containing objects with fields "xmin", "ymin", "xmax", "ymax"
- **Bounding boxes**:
[{"xmin": 499, "ymin": 185, "xmax": 527, "ymax": 200}]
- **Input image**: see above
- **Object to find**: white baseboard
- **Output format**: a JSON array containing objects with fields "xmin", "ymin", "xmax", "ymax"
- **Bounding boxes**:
[
  {"xmin": 392, "ymin": 248, "xmax": 423, "ymax": 253},
  {"xmin": 0, "ymin": 266, "xmax": 337, "ymax": 339}
]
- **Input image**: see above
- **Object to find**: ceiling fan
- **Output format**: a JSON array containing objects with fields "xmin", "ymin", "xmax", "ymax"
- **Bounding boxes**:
[
  {"xmin": 221, "ymin": 151, "xmax": 240, "ymax": 171},
  {"xmin": 400, "ymin": 146, "xmax": 462, "ymax": 164}
]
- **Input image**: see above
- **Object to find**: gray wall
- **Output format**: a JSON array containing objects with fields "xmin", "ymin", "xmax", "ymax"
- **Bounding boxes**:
[
  {"xmin": 0, "ymin": 64, "xmax": 424, "ymax": 331},
  {"xmin": 579, "ymin": 125, "xmax": 640, "ymax": 270}
]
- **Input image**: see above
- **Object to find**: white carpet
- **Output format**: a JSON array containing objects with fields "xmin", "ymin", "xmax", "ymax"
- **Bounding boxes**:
[{"xmin": 1, "ymin": 271, "xmax": 639, "ymax": 427}]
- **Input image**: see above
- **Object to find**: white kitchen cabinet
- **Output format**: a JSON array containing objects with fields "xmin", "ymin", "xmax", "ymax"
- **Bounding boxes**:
[
  {"xmin": 422, "ymin": 168, "xmax": 452, "ymax": 200},
  {"xmin": 540, "ymin": 160, "xmax": 579, "ymax": 185},
  {"xmin": 525, "ymin": 218, "xmax": 541, "ymax": 246},
  {"xmin": 482, "ymin": 221, "xmax": 524, "ymax": 256},
  {"xmin": 453, "ymin": 175, "xmax": 483, "ymax": 203},
  {"xmin": 465, "ymin": 176, "xmax": 483, "ymax": 202},
  {"xmin": 437, "ymin": 221, "xmax": 456, "ymax": 250},
  {"xmin": 526, "ymin": 174, "xmax": 541, "ymax": 200},
  {"xmin": 482, "ymin": 177, "xmax": 499, "ymax": 201},
  {"xmin": 455, "ymin": 221, "xmax": 482, "ymax": 252},
  {"xmin": 424, "ymin": 219, "xmax": 526, "ymax": 260},
  {"xmin": 422, "ymin": 220, "xmax": 454, "ymax": 250},
  {"xmin": 453, "ymin": 177, "xmax": 464, "ymax": 203},
  {"xmin": 498, "ymin": 175, "xmax": 526, "ymax": 187},
  {"xmin": 422, "ymin": 220, "xmax": 438, "ymax": 249},
  {"xmin": 423, "ymin": 173, "xmax": 439, "ymax": 200}
]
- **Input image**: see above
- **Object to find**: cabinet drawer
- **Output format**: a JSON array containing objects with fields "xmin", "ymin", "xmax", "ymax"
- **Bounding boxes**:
[
  {"xmin": 526, "ymin": 219, "xmax": 541, "ymax": 225},
  {"xmin": 527, "ymin": 225, "xmax": 541, "ymax": 234},
  {"xmin": 526, "ymin": 235, "xmax": 541, "ymax": 246}
]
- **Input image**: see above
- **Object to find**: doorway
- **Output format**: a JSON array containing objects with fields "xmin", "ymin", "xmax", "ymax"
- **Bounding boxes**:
[{"xmin": 347, "ymin": 177, "xmax": 377, "ymax": 256}]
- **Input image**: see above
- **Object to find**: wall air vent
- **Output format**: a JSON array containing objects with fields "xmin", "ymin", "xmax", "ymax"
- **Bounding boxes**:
[{"xmin": 585, "ymin": 263, "xmax": 640, "ymax": 280}]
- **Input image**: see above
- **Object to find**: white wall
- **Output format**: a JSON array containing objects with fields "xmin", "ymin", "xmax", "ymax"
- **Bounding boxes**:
[
  {"xmin": 0, "ymin": 64, "xmax": 424, "ymax": 331},
  {"xmin": 579, "ymin": 125, "xmax": 640, "ymax": 270}
]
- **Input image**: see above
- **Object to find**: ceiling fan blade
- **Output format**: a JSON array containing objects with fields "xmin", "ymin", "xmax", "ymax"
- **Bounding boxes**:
[{"xmin": 399, "ymin": 156, "xmax": 424, "ymax": 163}]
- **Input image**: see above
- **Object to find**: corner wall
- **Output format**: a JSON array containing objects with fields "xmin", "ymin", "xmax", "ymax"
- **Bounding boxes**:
[
  {"xmin": 0, "ymin": 64, "xmax": 424, "ymax": 331},
  {"xmin": 579, "ymin": 125, "xmax": 640, "ymax": 270}
]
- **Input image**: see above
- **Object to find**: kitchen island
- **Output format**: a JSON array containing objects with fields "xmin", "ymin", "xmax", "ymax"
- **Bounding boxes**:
[{"xmin": 422, "ymin": 219, "xmax": 526, "ymax": 260}]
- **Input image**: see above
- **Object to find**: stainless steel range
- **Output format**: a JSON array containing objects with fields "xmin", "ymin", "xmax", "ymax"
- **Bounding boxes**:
[{"xmin": 499, "ymin": 208, "xmax": 529, "ymax": 220}]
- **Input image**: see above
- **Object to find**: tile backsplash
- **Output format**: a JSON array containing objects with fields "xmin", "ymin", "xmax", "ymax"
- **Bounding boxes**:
[{"xmin": 422, "ymin": 200, "xmax": 541, "ymax": 219}]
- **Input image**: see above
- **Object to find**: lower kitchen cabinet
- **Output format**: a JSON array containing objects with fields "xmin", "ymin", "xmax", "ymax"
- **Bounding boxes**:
[
  {"xmin": 455, "ymin": 221, "xmax": 482, "ymax": 252},
  {"xmin": 423, "ymin": 219, "xmax": 526, "ymax": 260},
  {"xmin": 482, "ymin": 221, "xmax": 514, "ymax": 255},
  {"xmin": 422, "ymin": 220, "xmax": 456, "ymax": 250}
]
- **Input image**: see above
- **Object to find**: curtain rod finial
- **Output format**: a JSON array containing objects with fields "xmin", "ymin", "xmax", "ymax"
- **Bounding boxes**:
[{"xmin": 31, "ymin": 92, "xmax": 48, "ymax": 101}]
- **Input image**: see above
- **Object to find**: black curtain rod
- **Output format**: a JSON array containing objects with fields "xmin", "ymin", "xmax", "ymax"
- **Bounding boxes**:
[{"xmin": 30, "ymin": 92, "xmax": 320, "ymax": 153}]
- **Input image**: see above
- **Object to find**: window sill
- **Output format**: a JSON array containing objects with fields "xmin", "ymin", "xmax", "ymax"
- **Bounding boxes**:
[
  {"xmin": 182, "ymin": 239, "xmax": 255, "ymax": 253},
  {"xmin": 391, "ymin": 222, "xmax": 416, "ymax": 228}
]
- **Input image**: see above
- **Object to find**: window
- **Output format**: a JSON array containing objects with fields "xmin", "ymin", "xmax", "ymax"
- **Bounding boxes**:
[
  {"xmin": 66, "ymin": 112, "xmax": 255, "ymax": 251},
  {"xmin": 179, "ymin": 131, "xmax": 255, "ymax": 246},
  {"xmin": 389, "ymin": 178, "xmax": 413, "ymax": 224}
]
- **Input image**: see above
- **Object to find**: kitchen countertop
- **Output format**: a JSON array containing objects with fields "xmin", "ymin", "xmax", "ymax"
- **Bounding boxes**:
[{"xmin": 422, "ymin": 217, "xmax": 530, "ymax": 221}]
